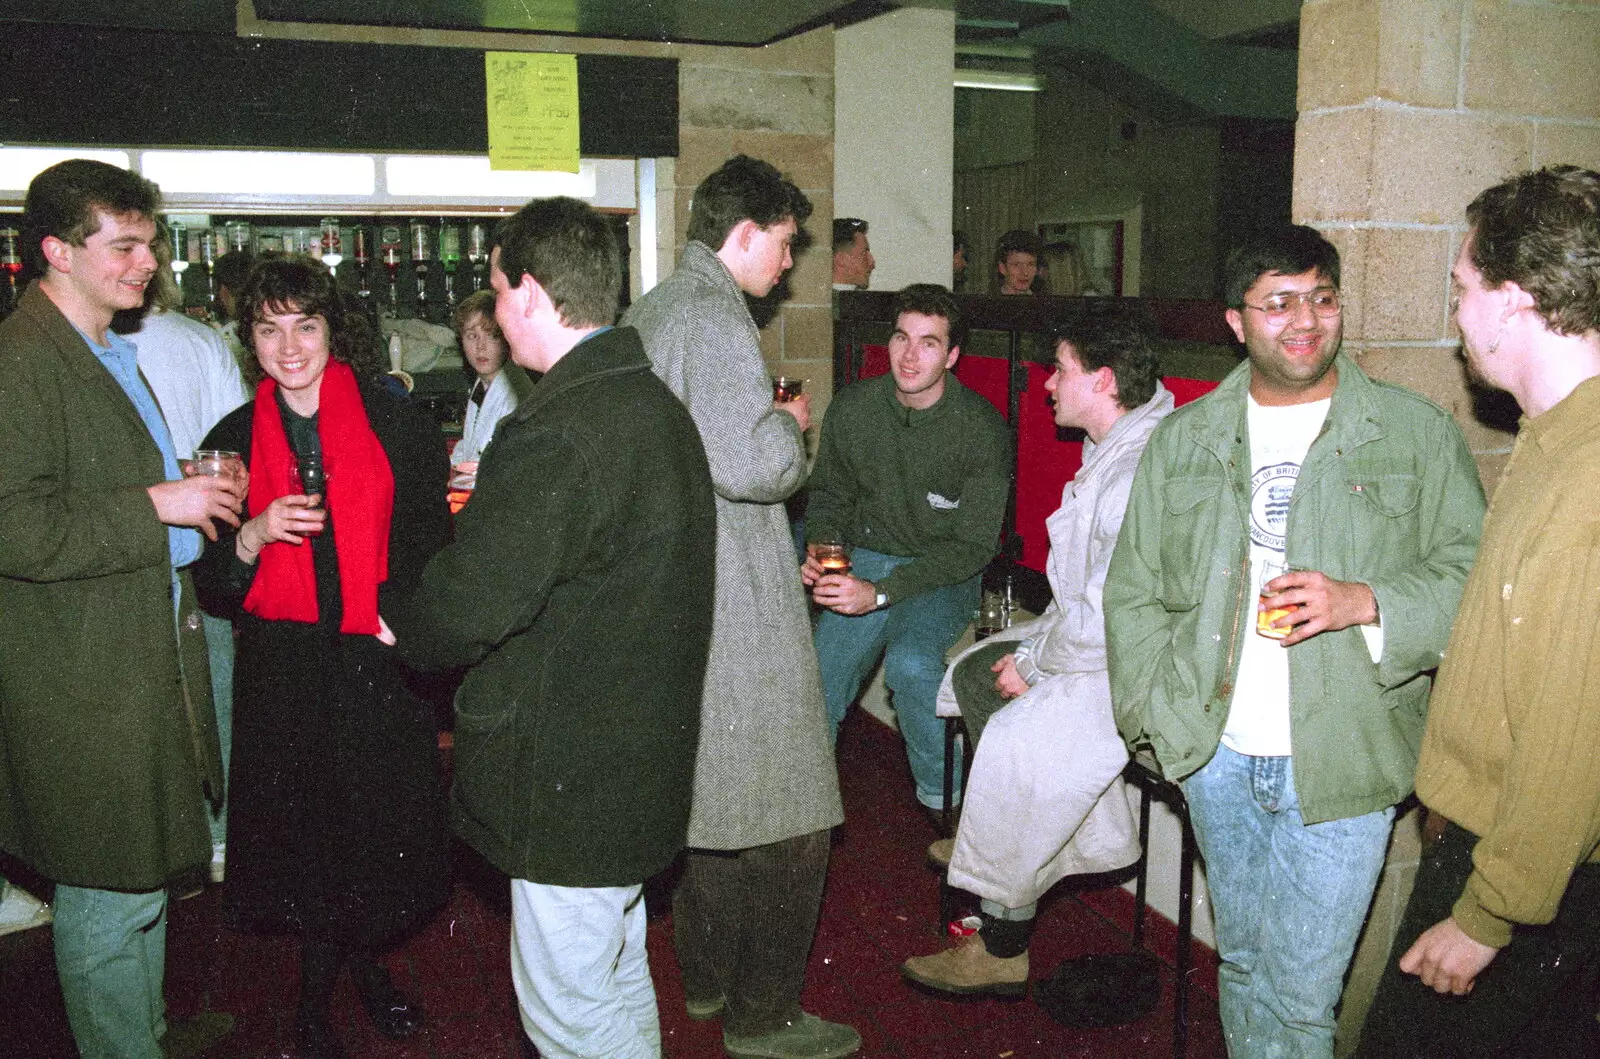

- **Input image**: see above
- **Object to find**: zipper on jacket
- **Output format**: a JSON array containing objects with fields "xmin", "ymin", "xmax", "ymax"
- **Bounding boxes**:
[{"xmin": 1213, "ymin": 538, "xmax": 1251, "ymax": 711}]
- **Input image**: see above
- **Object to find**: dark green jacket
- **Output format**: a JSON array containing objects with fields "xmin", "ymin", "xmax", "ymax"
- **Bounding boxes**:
[
  {"xmin": 805, "ymin": 373, "xmax": 1011, "ymax": 604},
  {"xmin": 394, "ymin": 326, "xmax": 716, "ymax": 887},
  {"xmin": 1105, "ymin": 356, "xmax": 1485, "ymax": 824},
  {"xmin": 0, "ymin": 284, "xmax": 220, "ymax": 889}
]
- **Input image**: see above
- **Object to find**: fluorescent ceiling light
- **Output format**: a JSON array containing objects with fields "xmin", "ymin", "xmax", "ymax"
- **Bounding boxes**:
[
  {"xmin": 0, "ymin": 147, "xmax": 132, "ymax": 192},
  {"xmin": 385, "ymin": 156, "xmax": 597, "ymax": 199},
  {"xmin": 954, "ymin": 71, "xmax": 1044, "ymax": 92},
  {"xmin": 141, "ymin": 151, "xmax": 376, "ymax": 196}
]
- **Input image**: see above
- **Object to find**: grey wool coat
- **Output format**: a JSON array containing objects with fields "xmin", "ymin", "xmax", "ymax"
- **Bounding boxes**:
[
  {"xmin": 0, "ymin": 283, "xmax": 221, "ymax": 890},
  {"xmin": 623, "ymin": 241, "xmax": 844, "ymax": 850}
]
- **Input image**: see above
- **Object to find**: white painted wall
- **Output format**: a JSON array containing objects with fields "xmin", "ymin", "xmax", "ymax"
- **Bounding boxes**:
[{"xmin": 834, "ymin": 7, "xmax": 955, "ymax": 290}]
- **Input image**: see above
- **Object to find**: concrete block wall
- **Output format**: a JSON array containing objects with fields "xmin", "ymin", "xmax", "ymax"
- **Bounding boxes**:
[{"xmin": 1295, "ymin": 2, "xmax": 1600, "ymax": 1051}]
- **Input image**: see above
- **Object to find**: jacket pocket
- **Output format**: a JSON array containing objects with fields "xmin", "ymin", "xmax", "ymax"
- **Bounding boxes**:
[
  {"xmin": 1350, "ymin": 474, "xmax": 1421, "ymax": 517},
  {"xmin": 1347, "ymin": 473, "xmax": 1422, "ymax": 569},
  {"xmin": 1158, "ymin": 477, "xmax": 1222, "ymax": 610}
]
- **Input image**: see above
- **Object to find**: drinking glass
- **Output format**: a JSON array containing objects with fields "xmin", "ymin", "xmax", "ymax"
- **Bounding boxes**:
[
  {"xmin": 976, "ymin": 588, "xmax": 1010, "ymax": 639},
  {"xmin": 812, "ymin": 536, "xmax": 851, "ymax": 577},
  {"xmin": 772, "ymin": 376, "xmax": 804, "ymax": 402},
  {"xmin": 185, "ymin": 449, "xmax": 244, "ymax": 486},
  {"xmin": 288, "ymin": 453, "xmax": 329, "ymax": 534},
  {"xmin": 1256, "ymin": 558, "xmax": 1297, "ymax": 639}
]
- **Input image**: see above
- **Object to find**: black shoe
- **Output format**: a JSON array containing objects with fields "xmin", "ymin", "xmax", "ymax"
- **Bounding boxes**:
[
  {"xmin": 355, "ymin": 973, "xmax": 426, "ymax": 1039},
  {"xmin": 294, "ymin": 1014, "xmax": 348, "ymax": 1059}
]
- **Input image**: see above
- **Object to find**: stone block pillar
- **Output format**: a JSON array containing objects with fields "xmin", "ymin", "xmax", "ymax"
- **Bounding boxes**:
[{"xmin": 1294, "ymin": 2, "xmax": 1600, "ymax": 1051}]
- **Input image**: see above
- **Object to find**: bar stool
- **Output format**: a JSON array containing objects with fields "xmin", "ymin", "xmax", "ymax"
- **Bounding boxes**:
[{"xmin": 1122, "ymin": 747, "xmax": 1198, "ymax": 1059}]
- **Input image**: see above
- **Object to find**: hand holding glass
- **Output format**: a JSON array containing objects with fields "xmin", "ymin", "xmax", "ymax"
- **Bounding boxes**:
[{"xmin": 1257, "ymin": 558, "xmax": 1299, "ymax": 640}]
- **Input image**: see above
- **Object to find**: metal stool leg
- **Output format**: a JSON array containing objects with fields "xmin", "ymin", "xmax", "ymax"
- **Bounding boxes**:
[
  {"xmin": 1132, "ymin": 780, "xmax": 1153, "ymax": 949},
  {"xmin": 937, "ymin": 716, "xmax": 963, "ymax": 927},
  {"xmin": 1173, "ymin": 805, "xmax": 1195, "ymax": 1059}
]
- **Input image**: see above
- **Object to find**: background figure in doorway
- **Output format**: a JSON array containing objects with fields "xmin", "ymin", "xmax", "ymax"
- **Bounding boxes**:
[{"xmin": 993, "ymin": 229, "xmax": 1041, "ymax": 295}]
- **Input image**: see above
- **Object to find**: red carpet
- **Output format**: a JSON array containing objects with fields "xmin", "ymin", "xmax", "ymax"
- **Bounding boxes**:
[{"xmin": 0, "ymin": 711, "xmax": 1223, "ymax": 1057}]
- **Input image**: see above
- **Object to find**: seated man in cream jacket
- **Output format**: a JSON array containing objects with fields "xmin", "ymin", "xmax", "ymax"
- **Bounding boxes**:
[{"xmin": 902, "ymin": 310, "xmax": 1171, "ymax": 996}]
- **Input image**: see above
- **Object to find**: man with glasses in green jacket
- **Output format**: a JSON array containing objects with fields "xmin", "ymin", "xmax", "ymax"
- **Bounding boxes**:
[{"xmin": 1105, "ymin": 225, "xmax": 1485, "ymax": 1058}]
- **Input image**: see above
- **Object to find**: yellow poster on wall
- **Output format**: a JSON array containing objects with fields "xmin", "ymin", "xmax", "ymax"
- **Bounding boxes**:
[{"xmin": 486, "ymin": 52, "xmax": 580, "ymax": 173}]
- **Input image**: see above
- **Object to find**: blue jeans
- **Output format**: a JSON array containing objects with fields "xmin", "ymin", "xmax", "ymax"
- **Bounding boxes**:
[
  {"xmin": 53, "ymin": 885, "xmax": 168, "ymax": 1059},
  {"xmin": 1182, "ymin": 744, "xmax": 1393, "ymax": 1059},
  {"xmin": 202, "ymin": 612, "xmax": 234, "ymax": 848},
  {"xmin": 814, "ymin": 548, "xmax": 978, "ymax": 809}
]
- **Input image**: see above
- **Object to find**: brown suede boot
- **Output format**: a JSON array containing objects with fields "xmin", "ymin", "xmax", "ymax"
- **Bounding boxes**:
[
  {"xmin": 901, "ymin": 932, "xmax": 1029, "ymax": 997},
  {"xmin": 927, "ymin": 838, "xmax": 954, "ymax": 869}
]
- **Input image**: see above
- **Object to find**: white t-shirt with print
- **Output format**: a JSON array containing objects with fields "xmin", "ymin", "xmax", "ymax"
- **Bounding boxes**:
[{"xmin": 1221, "ymin": 394, "xmax": 1331, "ymax": 757}]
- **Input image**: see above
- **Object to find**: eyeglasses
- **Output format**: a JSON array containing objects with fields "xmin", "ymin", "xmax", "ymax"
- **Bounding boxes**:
[{"xmin": 1241, "ymin": 287, "xmax": 1341, "ymax": 323}]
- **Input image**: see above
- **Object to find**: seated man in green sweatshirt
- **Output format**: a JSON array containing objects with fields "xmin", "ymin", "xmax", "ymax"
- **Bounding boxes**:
[{"xmin": 802, "ymin": 283, "xmax": 1011, "ymax": 819}]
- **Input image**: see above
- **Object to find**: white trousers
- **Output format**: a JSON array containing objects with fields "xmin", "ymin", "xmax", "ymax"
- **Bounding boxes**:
[{"xmin": 509, "ymin": 879, "xmax": 661, "ymax": 1059}]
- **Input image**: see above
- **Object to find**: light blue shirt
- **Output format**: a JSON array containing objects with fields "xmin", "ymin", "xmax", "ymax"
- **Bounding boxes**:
[{"xmin": 78, "ymin": 325, "xmax": 201, "ymax": 571}]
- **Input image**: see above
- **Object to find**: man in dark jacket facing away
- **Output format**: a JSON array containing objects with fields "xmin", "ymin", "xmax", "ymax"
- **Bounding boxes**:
[
  {"xmin": 393, "ymin": 197, "xmax": 715, "ymax": 1059},
  {"xmin": 0, "ymin": 159, "xmax": 243, "ymax": 1058}
]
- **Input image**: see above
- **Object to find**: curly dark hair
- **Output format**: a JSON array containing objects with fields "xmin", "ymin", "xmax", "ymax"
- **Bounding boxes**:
[
  {"xmin": 687, "ymin": 155, "xmax": 813, "ymax": 252},
  {"xmin": 1466, "ymin": 165, "xmax": 1600, "ymax": 337},
  {"xmin": 236, "ymin": 255, "xmax": 382, "ymax": 384}
]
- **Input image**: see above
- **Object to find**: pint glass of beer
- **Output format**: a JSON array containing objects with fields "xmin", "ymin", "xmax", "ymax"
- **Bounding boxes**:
[{"xmin": 1256, "ymin": 558, "xmax": 1297, "ymax": 639}]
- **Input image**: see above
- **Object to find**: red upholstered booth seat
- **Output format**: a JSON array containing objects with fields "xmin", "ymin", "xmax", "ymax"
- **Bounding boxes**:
[{"xmin": 855, "ymin": 345, "xmax": 1217, "ymax": 572}]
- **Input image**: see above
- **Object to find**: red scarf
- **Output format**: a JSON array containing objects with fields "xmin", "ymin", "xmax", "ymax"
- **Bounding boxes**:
[{"xmin": 242, "ymin": 360, "xmax": 394, "ymax": 634}]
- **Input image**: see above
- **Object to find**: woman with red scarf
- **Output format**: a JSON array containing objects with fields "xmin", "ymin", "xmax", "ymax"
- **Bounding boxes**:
[{"xmin": 193, "ymin": 257, "xmax": 450, "ymax": 1059}]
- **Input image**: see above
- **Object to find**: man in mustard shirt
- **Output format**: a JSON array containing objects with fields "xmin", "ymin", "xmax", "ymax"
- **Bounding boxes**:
[{"xmin": 1359, "ymin": 166, "xmax": 1600, "ymax": 1056}]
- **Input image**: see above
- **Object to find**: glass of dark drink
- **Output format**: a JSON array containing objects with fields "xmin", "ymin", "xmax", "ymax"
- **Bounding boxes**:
[
  {"xmin": 772, "ymin": 376, "xmax": 804, "ymax": 402},
  {"xmin": 288, "ymin": 453, "xmax": 329, "ymax": 534}
]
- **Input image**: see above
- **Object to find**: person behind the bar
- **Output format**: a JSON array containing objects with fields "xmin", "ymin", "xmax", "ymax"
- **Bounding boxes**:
[
  {"xmin": 622, "ymin": 155, "xmax": 861, "ymax": 1059},
  {"xmin": 1104, "ymin": 224, "xmax": 1485, "ymax": 1057},
  {"xmin": 449, "ymin": 289, "xmax": 533, "ymax": 469},
  {"xmin": 393, "ymin": 196, "xmax": 716, "ymax": 1059},
  {"xmin": 901, "ymin": 308, "xmax": 1167, "ymax": 996},
  {"xmin": 993, "ymin": 228, "xmax": 1041, "ymax": 295},
  {"xmin": 192, "ymin": 255, "xmax": 451, "ymax": 1058},
  {"xmin": 0, "ymin": 157, "xmax": 242, "ymax": 1059},
  {"xmin": 1357, "ymin": 166, "xmax": 1600, "ymax": 1058}
]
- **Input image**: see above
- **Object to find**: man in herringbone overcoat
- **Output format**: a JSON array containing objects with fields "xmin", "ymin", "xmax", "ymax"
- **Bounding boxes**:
[{"xmin": 623, "ymin": 155, "xmax": 858, "ymax": 1059}]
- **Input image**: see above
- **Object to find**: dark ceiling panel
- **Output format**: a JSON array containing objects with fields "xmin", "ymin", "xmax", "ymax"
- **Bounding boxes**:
[
  {"xmin": 0, "ymin": 24, "xmax": 678, "ymax": 157},
  {"xmin": 253, "ymin": 0, "xmax": 851, "ymax": 46},
  {"xmin": 0, "ymin": 0, "xmax": 236, "ymax": 35}
]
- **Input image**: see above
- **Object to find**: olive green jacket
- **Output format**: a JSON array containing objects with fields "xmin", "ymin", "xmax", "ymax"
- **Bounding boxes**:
[
  {"xmin": 0, "ymin": 284, "xmax": 220, "ymax": 890},
  {"xmin": 1105, "ymin": 356, "xmax": 1484, "ymax": 824}
]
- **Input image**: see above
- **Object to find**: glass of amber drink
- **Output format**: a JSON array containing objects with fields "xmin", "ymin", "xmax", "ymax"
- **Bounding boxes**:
[
  {"xmin": 772, "ymin": 376, "xmax": 804, "ymax": 402},
  {"xmin": 813, "ymin": 537, "xmax": 851, "ymax": 577},
  {"xmin": 1256, "ymin": 558, "xmax": 1297, "ymax": 639}
]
